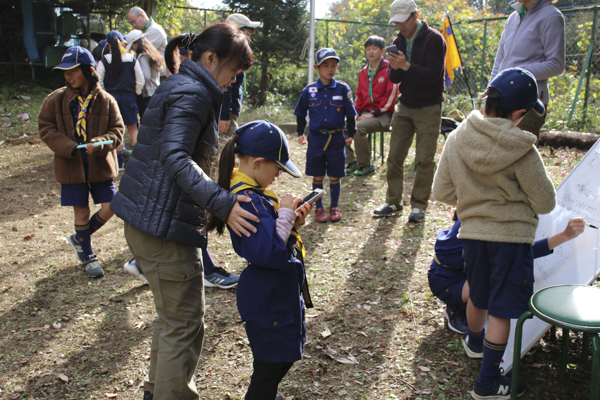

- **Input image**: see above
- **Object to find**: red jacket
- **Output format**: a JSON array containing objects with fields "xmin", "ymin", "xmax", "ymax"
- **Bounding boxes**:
[{"xmin": 355, "ymin": 58, "xmax": 399, "ymax": 116}]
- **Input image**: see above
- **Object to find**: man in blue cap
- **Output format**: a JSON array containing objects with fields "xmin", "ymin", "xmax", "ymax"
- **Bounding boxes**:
[{"xmin": 294, "ymin": 48, "xmax": 357, "ymax": 223}]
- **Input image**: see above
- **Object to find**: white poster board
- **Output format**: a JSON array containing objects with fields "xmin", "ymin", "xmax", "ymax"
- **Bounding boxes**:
[{"xmin": 500, "ymin": 141, "xmax": 600, "ymax": 372}]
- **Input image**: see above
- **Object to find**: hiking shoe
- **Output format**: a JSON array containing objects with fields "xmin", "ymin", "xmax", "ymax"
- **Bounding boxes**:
[
  {"xmin": 124, "ymin": 258, "xmax": 148, "ymax": 284},
  {"xmin": 462, "ymin": 332, "xmax": 484, "ymax": 359},
  {"xmin": 84, "ymin": 255, "xmax": 104, "ymax": 278},
  {"xmin": 204, "ymin": 266, "xmax": 239, "ymax": 289},
  {"xmin": 353, "ymin": 164, "xmax": 376, "ymax": 177},
  {"xmin": 142, "ymin": 391, "xmax": 153, "ymax": 400},
  {"xmin": 315, "ymin": 207, "xmax": 327, "ymax": 223},
  {"xmin": 345, "ymin": 161, "xmax": 358, "ymax": 173},
  {"xmin": 274, "ymin": 393, "xmax": 283, "ymax": 400},
  {"xmin": 408, "ymin": 208, "xmax": 425, "ymax": 223},
  {"xmin": 471, "ymin": 374, "xmax": 526, "ymax": 399},
  {"xmin": 68, "ymin": 233, "xmax": 86, "ymax": 263},
  {"xmin": 373, "ymin": 203, "xmax": 403, "ymax": 217},
  {"xmin": 445, "ymin": 307, "xmax": 468, "ymax": 334},
  {"xmin": 329, "ymin": 207, "xmax": 341, "ymax": 222}
]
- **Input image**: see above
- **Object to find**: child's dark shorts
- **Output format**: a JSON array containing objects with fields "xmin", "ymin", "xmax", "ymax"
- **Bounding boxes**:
[
  {"xmin": 305, "ymin": 131, "xmax": 347, "ymax": 177},
  {"xmin": 427, "ymin": 258, "xmax": 467, "ymax": 307},
  {"xmin": 463, "ymin": 239, "xmax": 534, "ymax": 319},
  {"xmin": 61, "ymin": 180, "xmax": 116, "ymax": 207},
  {"xmin": 112, "ymin": 94, "xmax": 139, "ymax": 126}
]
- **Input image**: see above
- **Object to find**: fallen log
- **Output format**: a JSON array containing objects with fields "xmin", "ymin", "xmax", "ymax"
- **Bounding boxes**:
[{"xmin": 538, "ymin": 130, "xmax": 599, "ymax": 150}]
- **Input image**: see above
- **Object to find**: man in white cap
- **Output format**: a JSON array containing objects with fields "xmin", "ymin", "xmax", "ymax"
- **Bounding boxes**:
[
  {"xmin": 219, "ymin": 13, "xmax": 261, "ymax": 137},
  {"xmin": 373, "ymin": 0, "xmax": 446, "ymax": 223},
  {"xmin": 127, "ymin": 7, "xmax": 167, "ymax": 76}
]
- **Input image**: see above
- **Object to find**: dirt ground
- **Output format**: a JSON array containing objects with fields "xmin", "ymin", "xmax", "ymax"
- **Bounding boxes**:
[{"xmin": 0, "ymin": 91, "xmax": 596, "ymax": 399}]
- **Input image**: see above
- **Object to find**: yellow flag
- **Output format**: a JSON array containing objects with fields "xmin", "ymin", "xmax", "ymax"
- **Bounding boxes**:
[{"xmin": 441, "ymin": 15, "xmax": 461, "ymax": 85}]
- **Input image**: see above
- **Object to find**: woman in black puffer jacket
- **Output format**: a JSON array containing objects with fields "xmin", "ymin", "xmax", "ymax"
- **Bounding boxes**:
[{"xmin": 110, "ymin": 24, "xmax": 256, "ymax": 400}]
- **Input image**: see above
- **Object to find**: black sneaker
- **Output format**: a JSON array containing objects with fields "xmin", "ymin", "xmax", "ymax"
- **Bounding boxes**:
[
  {"xmin": 142, "ymin": 391, "xmax": 153, "ymax": 400},
  {"xmin": 345, "ymin": 161, "xmax": 358, "ymax": 173},
  {"xmin": 353, "ymin": 164, "xmax": 376, "ymax": 177},
  {"xmin": 68, "ymin": 233, "xmax": 86, "ymax": 263},
  {"xmin": 204, "ymin": 266, "xmax": 239, "ymax": 289},
  {"xmin": 471, "ymin": 374, "xmax": 526, "ymax": 399},
  {"xmin": 373, "ymin": 203, "xmax": 403, "ymax": 217},
  {"xmin": 462, "ymin": 332, "xmax": 484, "ymax": 359},
  {"xmin": 408, "ymin": 208, "xmax": 425, "ymax": 222},
  {"xmin": 84, "ymin": 255, "xmax": 104, "ymax": 278},
  {"xmin": 445, "ymin": 307, "xmax": 468, "ymax": 334}
]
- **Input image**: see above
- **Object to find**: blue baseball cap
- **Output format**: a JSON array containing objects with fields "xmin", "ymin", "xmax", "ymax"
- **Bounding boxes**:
[
  {"xmin": 235, "ymin": 120, "xmax": 302, "ymax": 178},
  {"xmin": 315, "ymin": 48, "xmax": 340, "ymax": 66},
  {"xmin": 98, "ymin": 39, "xmax": 107, "ymax": 48},
  {"xmin": 53, "ymin": 46, "xmax": 95, "ymax": 70},
  {"xmin": 487, "ymin": 67, "xmax": 545, "ymax": 117},
  {"xmin": 106, "ymin": 30, "xmax": 125, "ymax": 43}
]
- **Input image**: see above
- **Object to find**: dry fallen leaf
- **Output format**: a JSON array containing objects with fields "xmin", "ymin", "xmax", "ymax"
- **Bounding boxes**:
[
  {"xmin": 57, "ymin": 373, "xmax": 69, "ymax": 382},
  {"xmin": 418, "ymin": 366, "xmax": 431, "ymax": 372},
  {"xmin": 52, "ymin": 322, "xmax": 61, "ymax": 329},
  {"xmin": 321, "ymin": 328, "xmax": 331, "ymax": 339},
  {"xmin": 325, "ymin": 347, "xmax": 359, "ymax": 365},
  {"xmin": 23, "ymin": 234, "xmax": 35, "ymax": 240},
  {"xmin": 105, "ymin": 394, "xmax": 118, "ymax": 398}
]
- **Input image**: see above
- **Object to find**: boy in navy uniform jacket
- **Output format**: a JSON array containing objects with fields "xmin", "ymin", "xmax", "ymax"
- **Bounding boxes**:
[{"xmin": 294, "ymin": 48, "xmax": 357, "ymax": 223}]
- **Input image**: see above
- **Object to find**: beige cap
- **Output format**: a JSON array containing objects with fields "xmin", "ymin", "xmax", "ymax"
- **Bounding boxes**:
[
  {"xmin": 389, "ymin": 0, "xmax": 418, "ymax": 24},
  {"xmin": 226, "ymin": 13, "xmax": 261, "ymax": 29},
  {"xmin": 125, "ymin": 30, "xmax": 145, "ymax": 51}
]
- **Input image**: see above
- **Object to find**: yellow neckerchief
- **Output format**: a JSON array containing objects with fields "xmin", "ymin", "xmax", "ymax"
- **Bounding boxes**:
[
  {"xmin": 75, "ymin": 91, "xmax": 93, "ymax": 142},
  {"xmin": 229, "ymin": 170, "xmax": 279, "ymax": 211}
]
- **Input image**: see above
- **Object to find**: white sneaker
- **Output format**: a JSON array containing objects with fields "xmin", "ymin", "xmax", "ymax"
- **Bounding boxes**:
[{"xmin": 123, "ymin": 258, "xmax": 148, "ymax": 284}]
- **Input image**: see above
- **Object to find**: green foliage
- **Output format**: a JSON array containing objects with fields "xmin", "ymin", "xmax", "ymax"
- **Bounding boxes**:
[{"xmin": 223, "ymin": 0, "xmax": 309, "ymax": 104}]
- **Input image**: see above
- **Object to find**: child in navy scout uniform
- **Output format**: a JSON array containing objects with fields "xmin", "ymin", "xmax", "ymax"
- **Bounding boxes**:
[
  {"xmin": 206, "ymin": 120, "xmax": 313, "ymax": 400},
  {"xmin": 429, "ymin": 215, "xmax": 586, "ymax": 335},
  {"xmin": 38, "ymin": 47, "xmax": 124, "ymax": 278},
  {"xmin": 432, "ymin": 68, "xmax": 556, "ymax": 399},
  {"xmin": 295, "ymin": 48, "xmax": 357, "ymax": 223}
]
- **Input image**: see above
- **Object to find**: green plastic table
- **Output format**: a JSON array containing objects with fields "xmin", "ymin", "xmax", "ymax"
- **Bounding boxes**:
[{"xmin": 511, "ymin": 284, "xmax": 600, "ymax": 400}]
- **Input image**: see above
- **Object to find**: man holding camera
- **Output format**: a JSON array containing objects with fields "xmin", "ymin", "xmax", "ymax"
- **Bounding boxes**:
[{"xmin": 373, "ymin": 0, "xmax": 446, "ymax": 223}]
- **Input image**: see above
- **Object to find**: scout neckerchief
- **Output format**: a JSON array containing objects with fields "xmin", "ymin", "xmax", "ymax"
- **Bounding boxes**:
[
  {"xmin": 229, "ymin": 169, "xmax": 313, "ymax": 307},
  {"xmin": 405, "ymin": 20, "xmax": 422, "ymax": 63},
  {"xmin": 367, "ymin": 58, "xmax": 381, "ymax": 103},
  {"xmin": 75, "ymin": 91, "xmax": 93, "ymax": 142},
  {"xmin": 229, "ymin": 170, "xmax": 280, "ymax": 211},
  {"xmin": 518, "ymin": 3, "xmax": 527, "ymax": 20},
  {"xmin": 142, "ymin": 16, "xmax": 153, "ymax": 33}
]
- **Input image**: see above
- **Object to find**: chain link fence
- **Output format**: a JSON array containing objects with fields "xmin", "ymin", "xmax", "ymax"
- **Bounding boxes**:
[{"xmin": 317, "ymin": 6, "xmax": 600, "ymax": 133}]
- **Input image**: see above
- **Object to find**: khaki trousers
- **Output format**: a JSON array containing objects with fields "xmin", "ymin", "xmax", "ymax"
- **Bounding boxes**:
[
  {"xmin": 385, "ymin": 102, "xmax": 442, "ymax": 210},
  {"xmin": 124, "ymin": 223, "xmax": 205, "ymax": 400},
  {"xmin": 346, "ymin": 112, "xmax": 392, "ymax": 168}
]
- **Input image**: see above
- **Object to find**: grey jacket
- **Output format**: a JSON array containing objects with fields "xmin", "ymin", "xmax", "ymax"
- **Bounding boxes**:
[
  {"xmin": 490, "ymin": 0, "xmax": 565, "ymax": 104},
  {"xmin": 111, "ymin": 58, "xmax": 236, "ymax": 248}
]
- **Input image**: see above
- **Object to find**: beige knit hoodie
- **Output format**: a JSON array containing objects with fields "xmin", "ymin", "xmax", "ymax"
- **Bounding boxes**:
[{"xmin": 433, "ymin": 110, "xmax": 556, "ymax": 244}]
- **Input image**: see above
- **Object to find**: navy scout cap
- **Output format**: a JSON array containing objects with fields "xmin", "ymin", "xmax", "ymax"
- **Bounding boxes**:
[
  {"xmin": 53, "ymin": 46, "xmax": 95, "ymax": 70},
  {"xmin": 487, "ymin": 67, "xmax": 545, "ymax": 117},
  {"xmin": 106, "ymin": 30, "xmax": 125, "ymax": 43},
  {"xmin": 315, "ymin": 48, "xmax": 340, "ymax": 66},
  {"xmin": 236, "ymin": 120, "xmax": 302, "ymax": 178}
]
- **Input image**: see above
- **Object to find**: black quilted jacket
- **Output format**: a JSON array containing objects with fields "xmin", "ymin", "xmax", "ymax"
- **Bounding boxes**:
[{"xmin": 110, "ymin": 58, "xmax": 237, "ymax": 248}]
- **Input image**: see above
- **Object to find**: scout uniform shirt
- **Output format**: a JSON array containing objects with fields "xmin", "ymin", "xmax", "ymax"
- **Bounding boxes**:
[{"xmin": 294, "ymin": 77, "xmax": 357, "ymax": 134}]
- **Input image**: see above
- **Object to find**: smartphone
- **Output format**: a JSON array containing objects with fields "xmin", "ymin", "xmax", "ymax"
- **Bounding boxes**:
[
  {"xmin": 385, "ymin": 45, "xmax": 400, "ymax": 55},
  {"xmin": 296, "ymin": 188, "xmax": 325, "ymax": 210}
]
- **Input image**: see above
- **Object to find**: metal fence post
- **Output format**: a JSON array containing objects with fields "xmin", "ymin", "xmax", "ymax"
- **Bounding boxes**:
[
  {"xmin": 326, "ymin": 20, "xmax": 329, "ymax": 48},
  {"xmin": 480, "ymin": 19, "xmax": 488, "ymax": 92},
  {"xmin": 582, "ymin": 7, "xmax": 598, "ymax": 129}
]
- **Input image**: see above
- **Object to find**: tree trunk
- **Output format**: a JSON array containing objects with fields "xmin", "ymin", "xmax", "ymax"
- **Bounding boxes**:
[{"xmin": 538, "ymin": 130, "xmax": 599, "ymax": 150}]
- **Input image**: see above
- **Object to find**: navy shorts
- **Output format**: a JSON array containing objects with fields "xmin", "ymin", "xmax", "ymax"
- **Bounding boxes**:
[
  {"xmin": 305, "ymin": 132, "xmax": 346, "ymax": 178},
  {"xmin": 427, "ymin": 258, "xmax": 467, "ymax": 307},
  {"xmin": 112, "ymin": 94, "xmax": 139, "ymax": 126},
  {"xmin": 61, "ymin": 180, "xmax": 116, "ymax": 207},
  {"xmin": 463, "ymin": 239, "xmax": 534, "ymax": 319}
]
